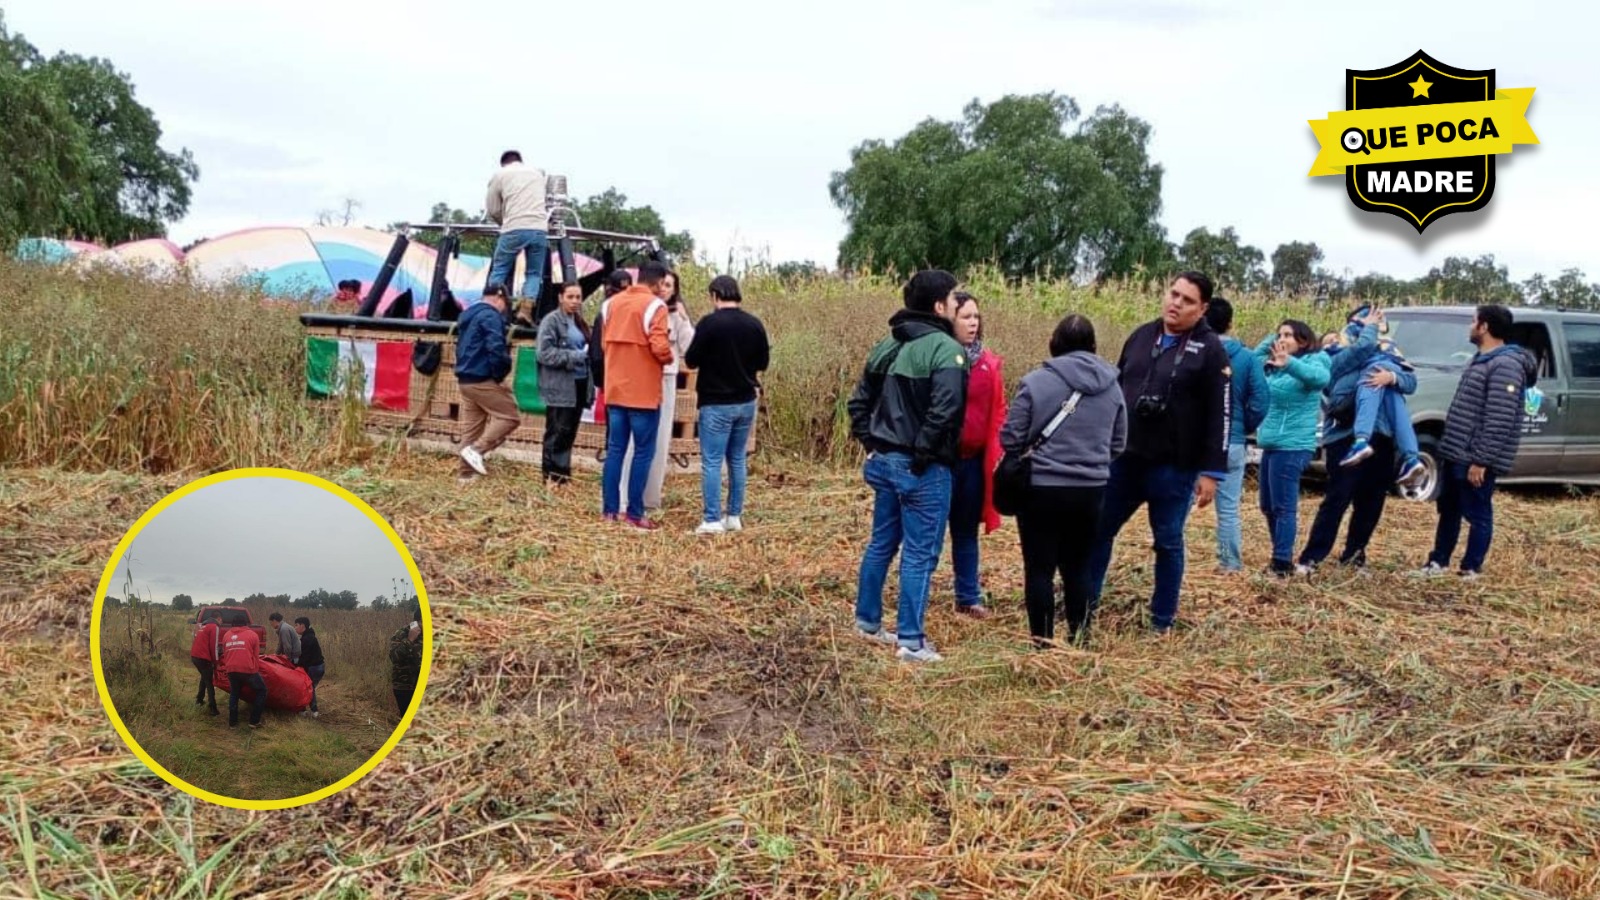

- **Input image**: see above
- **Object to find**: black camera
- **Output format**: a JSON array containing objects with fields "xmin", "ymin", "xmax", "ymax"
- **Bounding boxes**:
[{"xmin": 1134, "ymin": 395, "xmax": 1168, "ymax": 419}]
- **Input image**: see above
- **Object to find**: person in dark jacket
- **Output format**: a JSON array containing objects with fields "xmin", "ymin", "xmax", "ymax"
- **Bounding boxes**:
[
  {"xmin": 390, "ymin": 608, "xmax": 424, "ymax": 714},
  {"xmin": 1000, "ymin": 314, "xmax": 1127, "ymax": 647},
  {"xmin": 293, "ymin": 616, "xmax": 325, "ymax": 718},
  {"xmin": 684, "ymin": 275, "xmax": 770, "ymax": 535},
  {"xmin": 455, "ymin": 283, "xmax": 520, "ymax": 481},
  {"xmin": 1416, "ymin": 304, "xmax": 1538, "ymax": 579},
  {"xmin": 537, "ymin": 282, "xmax": 593, "ymax": 484},
  {"xmin": 1296, "ymin": 307, "xmax": 1417, "ymax": 574},
  {"xmin": 847, "ymin": 269, "xmax": 969, "ymax": 663},
  {"xmin": 1086, "ymin": 271, "xmax": 1231, "ymax": 635},
  {"xmin": 1204, "ymin": 297, "xmax": 1269, "ymax": 573}
]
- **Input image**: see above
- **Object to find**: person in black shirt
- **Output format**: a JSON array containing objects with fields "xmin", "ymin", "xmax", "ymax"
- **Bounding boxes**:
[
  {"xmin": 1086, "ymin": 271, "xmax": 1232, "ymax": 636},
  {"xmin": 684, "ymin": 275, "xmax": 770, "ymax": 534},
  {"xmin": 293, "ymin": 616, "xmax": 326, "ymax": 718}
]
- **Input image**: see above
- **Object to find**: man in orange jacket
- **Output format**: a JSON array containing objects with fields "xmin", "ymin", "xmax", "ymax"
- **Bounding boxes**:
[
  {"xmin": 600, "ymin": 260, "xmax": 675, "ymax": 529},
  {"xmin": 221, "ymin": 625, "xmax": 268, "ymax": 728}
]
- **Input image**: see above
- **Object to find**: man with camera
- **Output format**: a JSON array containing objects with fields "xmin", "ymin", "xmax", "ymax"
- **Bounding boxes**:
[{"xmin": 1086, "ymin": 271, "xmax": 1232, "ymax": 636}]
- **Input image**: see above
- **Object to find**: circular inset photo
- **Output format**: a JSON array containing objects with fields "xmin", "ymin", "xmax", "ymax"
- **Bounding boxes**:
[{"xmin": 91, "ymin": 467, "xmax": 432, "ymax": 809}]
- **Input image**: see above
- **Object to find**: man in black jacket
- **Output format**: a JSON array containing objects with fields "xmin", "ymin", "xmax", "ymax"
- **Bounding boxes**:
[
  {"xmin": 684, "ymin": 275, "xmax": 770, "ymax": 535},
  {"xmin": 1087, "ymin": 271, "xmax": 1232, "ymax": 635},
  {"xmin": 1416, "ymin": 304, "xmax": 1538, "ymax": 580},
  {"xmin": 293, "ymin": 616, "xmax": 325, "ymax": 719},
  {"xmin": 847, "ymin": 269, "xmax": 969, "ymax": 663}
]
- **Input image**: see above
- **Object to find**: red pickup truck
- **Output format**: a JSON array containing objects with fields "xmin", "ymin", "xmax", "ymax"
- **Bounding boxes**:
[{"xmin": 193, "ymin": 606, "xmax": 266, "ymax": 654}]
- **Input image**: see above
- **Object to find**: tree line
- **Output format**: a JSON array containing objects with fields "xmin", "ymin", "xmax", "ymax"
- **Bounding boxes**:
[{"xmin": 107, "ymin": 591, "xmax": 417, "ymax": 611}]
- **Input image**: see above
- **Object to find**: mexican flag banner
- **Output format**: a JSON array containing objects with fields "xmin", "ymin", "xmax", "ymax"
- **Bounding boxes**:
[
  {"xmin": 513, "ymin": 346, "xmax": 545, "ymax": 414},
  {"xmin": 306, "ymin": 337, "xmax": 413, "ymax": 411}
]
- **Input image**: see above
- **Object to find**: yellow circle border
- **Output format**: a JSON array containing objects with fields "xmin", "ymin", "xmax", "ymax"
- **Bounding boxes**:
[{"xmin": 89, "ymin": 466, "xmax": 433, "ymax": 810}]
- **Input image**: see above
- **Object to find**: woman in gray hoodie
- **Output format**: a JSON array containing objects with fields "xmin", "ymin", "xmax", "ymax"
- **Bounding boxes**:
[{"xmin": 999, "ymin": 315, "xmax": 1127, "ymax": 647}]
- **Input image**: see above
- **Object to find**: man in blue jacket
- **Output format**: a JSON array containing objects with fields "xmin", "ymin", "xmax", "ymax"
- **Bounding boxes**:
[
  {"xmin": 1204, "ymin": 297, "xmax": 1269, "ymax": 573},
  {"xmin": 455, "ymin": 283, "xmax": 520, "ymax": 481},
  {"xmin": 1296, "ymin": 306, "xmax": 1415, "ymax": 573},
  {"xmin": 1416, "ymin": 304, "xmax": 1538, "ymax": 579}
]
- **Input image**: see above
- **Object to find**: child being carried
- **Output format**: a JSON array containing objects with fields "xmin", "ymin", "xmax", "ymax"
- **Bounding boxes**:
[{"xmin": 1326, "ymin": 305, "xmax": 1426, "ymax": 488}]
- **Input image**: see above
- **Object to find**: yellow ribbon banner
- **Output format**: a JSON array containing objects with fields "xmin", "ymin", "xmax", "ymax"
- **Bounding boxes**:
[{"xmin": 1308, "ymin": 87, "xmax": 1538, "ymax": 176}]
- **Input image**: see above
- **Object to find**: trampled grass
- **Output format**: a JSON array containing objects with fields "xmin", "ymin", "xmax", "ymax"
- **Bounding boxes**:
[
  {"xmin": 2, "ymin": 260, "xmax": 1598, "ymax": 897},
  {"xmin": 95, "ymin": 605, "xmax": 410, "ymax": 801}
]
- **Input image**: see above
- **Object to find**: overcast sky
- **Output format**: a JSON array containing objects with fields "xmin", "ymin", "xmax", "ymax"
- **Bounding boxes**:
[
  {"xmin": 114, "ymin": 477, "xmax": 412, "ymax": 607},
  {"xmin": 7, "ymin": 0, "xmax": 1594, "ymax": 282}
]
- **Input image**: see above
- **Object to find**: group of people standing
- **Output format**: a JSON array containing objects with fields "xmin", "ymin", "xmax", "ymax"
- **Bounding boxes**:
[
  {"xmin": 455, "ymin": 157, "xmax": 774, "ymax": 535},
  {"xmin": 188, "ymin": 611, "xmax": 325, "ymax": 728},
  {"xmin": 849, "ymin": 269, "xmax": 1539, "ymax": 662}
]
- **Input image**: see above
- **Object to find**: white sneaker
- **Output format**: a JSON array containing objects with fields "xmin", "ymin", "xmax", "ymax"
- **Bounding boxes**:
[
  {"xmin": 856, "ymin": 625, "xmax": 897, "ymax": 646},
  {"xmin": 1413, "ymin": 561, "xmax": 1448, "ymax": 578},
  {"xmin": 721, "ymin": 516, "xmax": 743, "ymax": 532},
  {"xmin": 460, "ymin": 445, "xmax": 488, "ymax": 476},
  {"xmin": 1294, "ymin": 563, "xmax": 1316, "ymax": 577},
  {"xmin": 896, "ymin": 644, "xmax": 944, "ymax": 663},
  {"xmin": 695, "ymin": 521, "xmax": 726, "ymax": 536},
  {"xmin": 1459, "ymin": 569, "xmax": 1481, "ymax": 582}
]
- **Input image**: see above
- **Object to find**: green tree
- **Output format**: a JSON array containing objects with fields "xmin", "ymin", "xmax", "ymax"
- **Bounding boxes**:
[
  {"xmin": 1175, "ymin": 227, "xmax": 1266, "ymax": 294},
  {"xmin": 171, "ymin": 593, "xmax": 193, "ymax": 611},
  {"xmin": 829, "ymin": 93, "xmax": 1169, "ymax": 281},
  {"xmin": 371, "ymin": 595, "xmax": 392, "ymax": 612},
  {"xmin": 1545, "ymin": 268, "xmax": 1600, "ymax": 310},
  {"xmin": 1270, "ymin": 241, "xmax": 1325, "ymax": 296},
  {"xmin": 1421, "ymin": 254, "xmax": 1522, "ymax": 304},
  {"xmin": 37, "ymin": 53, "xmax": 198, "ymax": 243},
  {"xmin": 392, "ymin": 203, "xmax": 498, "ymax": 256},
  {"xmin": 574, "ymin": 188, "xmax": 694, "ymax": 257},
  {"xmin": 327, "ymin": 590, "xmax": 360, "ymax": 611},
  {"xmin": 0, "ymin": 13, "xmax": 88, "ymax": 249}
]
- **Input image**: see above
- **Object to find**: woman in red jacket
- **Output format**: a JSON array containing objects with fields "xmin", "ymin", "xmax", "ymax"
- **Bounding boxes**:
[{"xmin": 949, "ymin": 291, "xmax": 1005, "ymax": 619}]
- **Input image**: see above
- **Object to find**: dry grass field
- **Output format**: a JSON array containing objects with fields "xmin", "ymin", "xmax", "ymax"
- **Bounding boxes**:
[{"xmin": 2, "ymin": 261, "xmax": 1597, "ymax": 898}]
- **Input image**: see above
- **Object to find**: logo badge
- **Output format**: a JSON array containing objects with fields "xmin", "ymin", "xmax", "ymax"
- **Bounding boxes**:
[{"xmin": 1308, "ymin": 51, "xmax": 1538, "ymax": 232}]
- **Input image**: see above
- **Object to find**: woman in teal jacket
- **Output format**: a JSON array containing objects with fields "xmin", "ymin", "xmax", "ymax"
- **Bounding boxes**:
[{"xmin": 1254, "ymin": 319, "xmax": 1330, "ymax": 576}]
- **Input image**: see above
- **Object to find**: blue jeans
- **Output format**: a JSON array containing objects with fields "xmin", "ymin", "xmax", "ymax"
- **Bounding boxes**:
[
  {"xmin": 855, "ymin": 452, "xmax": 953, "ymax": 649},
  {"xmin": 699, "ymin": 401, "xmax": 757, "ymax": 522},
  {"xmin": 1429, "ymin": 462, "xmax": 1498, "ymax": 572},
  {"xmin": 1259, "ymin": 449, "xmax": 1313, "ymax": 566},
  {"xmin": 487, "ymin": 229, "xmax": 549, "ymax": 299},
  {"xmin": 1354, "ymin": 360, "xmax": 1419, "ymax": 458},
  {"xmin": 1087, "ymin": 456, "xmax": 1197, "ymax": 631},
  {"xmin": 1214, "ymin": 443, "xmax": 1248, "ymax": 571},
  {"xmin": 948, "ymin": 455, "xmax": 985, "ymax": 606},
  {"xmin": 602, "ymin": 405, "xmax": 661, "ymax": 520},
  {"xmin": 305, "ymin": 664, "xmax": 325, "ymax": 712}
]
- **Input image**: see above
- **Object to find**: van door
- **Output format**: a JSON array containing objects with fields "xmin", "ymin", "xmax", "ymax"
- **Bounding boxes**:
[
  {"xmin": 1557, "ymin": 320, "xmax": 1600, "ymax": 476},
  {"xmin": 1505, "ymin": 320, "xmax": 1564, "ymax": 477}
]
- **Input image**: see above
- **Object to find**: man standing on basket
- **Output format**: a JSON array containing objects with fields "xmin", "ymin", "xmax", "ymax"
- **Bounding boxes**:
[
  {"xmin": 1086, "ymin": 271, "xmax": 1231, "ymax": 636},
  {"xmin": 848, "ymin": 270, "xmax": 969, "ymax": 663}
]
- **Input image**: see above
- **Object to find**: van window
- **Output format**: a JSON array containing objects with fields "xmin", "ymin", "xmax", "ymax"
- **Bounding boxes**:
[
  {"xmin": 1382, "ymin": 313, "xmax": 1475, "ymax": 366},
  {"xmin": 1511, "ymin": 322, "xmax": 1557, "ymax": 379},
  {"xmin": 1564, "ymin": 322, "xmax": 1600, "ymax": 380}
]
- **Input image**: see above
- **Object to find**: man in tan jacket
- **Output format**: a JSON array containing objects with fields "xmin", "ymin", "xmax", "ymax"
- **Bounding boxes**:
[{"xmin": 484, "ymin": 150, "xmax": 550, "ymax": 303}]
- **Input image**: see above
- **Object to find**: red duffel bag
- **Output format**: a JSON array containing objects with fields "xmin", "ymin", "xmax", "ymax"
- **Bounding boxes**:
[{"xmin": 213, "ymin": 653, "xmax": 314, "ymax": 712}]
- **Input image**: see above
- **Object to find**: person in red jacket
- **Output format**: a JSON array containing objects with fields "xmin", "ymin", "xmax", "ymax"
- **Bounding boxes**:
[
  {"xmin": 189, "ymin": 612, "xmax": 220, "ymax": 716},
  {"xmin": 948, "ymin": 292, "xmax": 1005, "ymax": 619},
  {"xmin": 221, "ymin": 625, "xmax": 268, "ymax": 728}
]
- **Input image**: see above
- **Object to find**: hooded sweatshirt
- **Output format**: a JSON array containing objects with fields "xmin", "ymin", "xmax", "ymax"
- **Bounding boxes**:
[
  {"xmin": 999, "ymin": 351, "xmax": 1128, "ymax": 487},
  {"xmin": 846, "ymin": 309, "xmax": 969, "ymax": 467},
  {"xmin": 1438, "ymin": 344, "xmax": 1540, "ymax": 475}
]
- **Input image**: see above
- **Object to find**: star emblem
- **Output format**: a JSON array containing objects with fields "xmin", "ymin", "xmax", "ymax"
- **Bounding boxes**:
[{"xmin": 1409, "ymin": 75, "xmax": 1433, "ymax": 98}]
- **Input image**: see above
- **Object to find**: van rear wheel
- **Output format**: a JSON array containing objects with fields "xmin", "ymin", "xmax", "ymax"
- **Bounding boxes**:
[{"xmin": 1398, "ymin": 435, "xmax": 1442, "ymax": 503}]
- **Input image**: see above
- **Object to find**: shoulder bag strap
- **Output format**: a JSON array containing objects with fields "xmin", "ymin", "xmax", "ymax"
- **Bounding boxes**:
[{"xmin": 1024, "ymin": 366, "xmax": 1083, "ymax": 455}]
